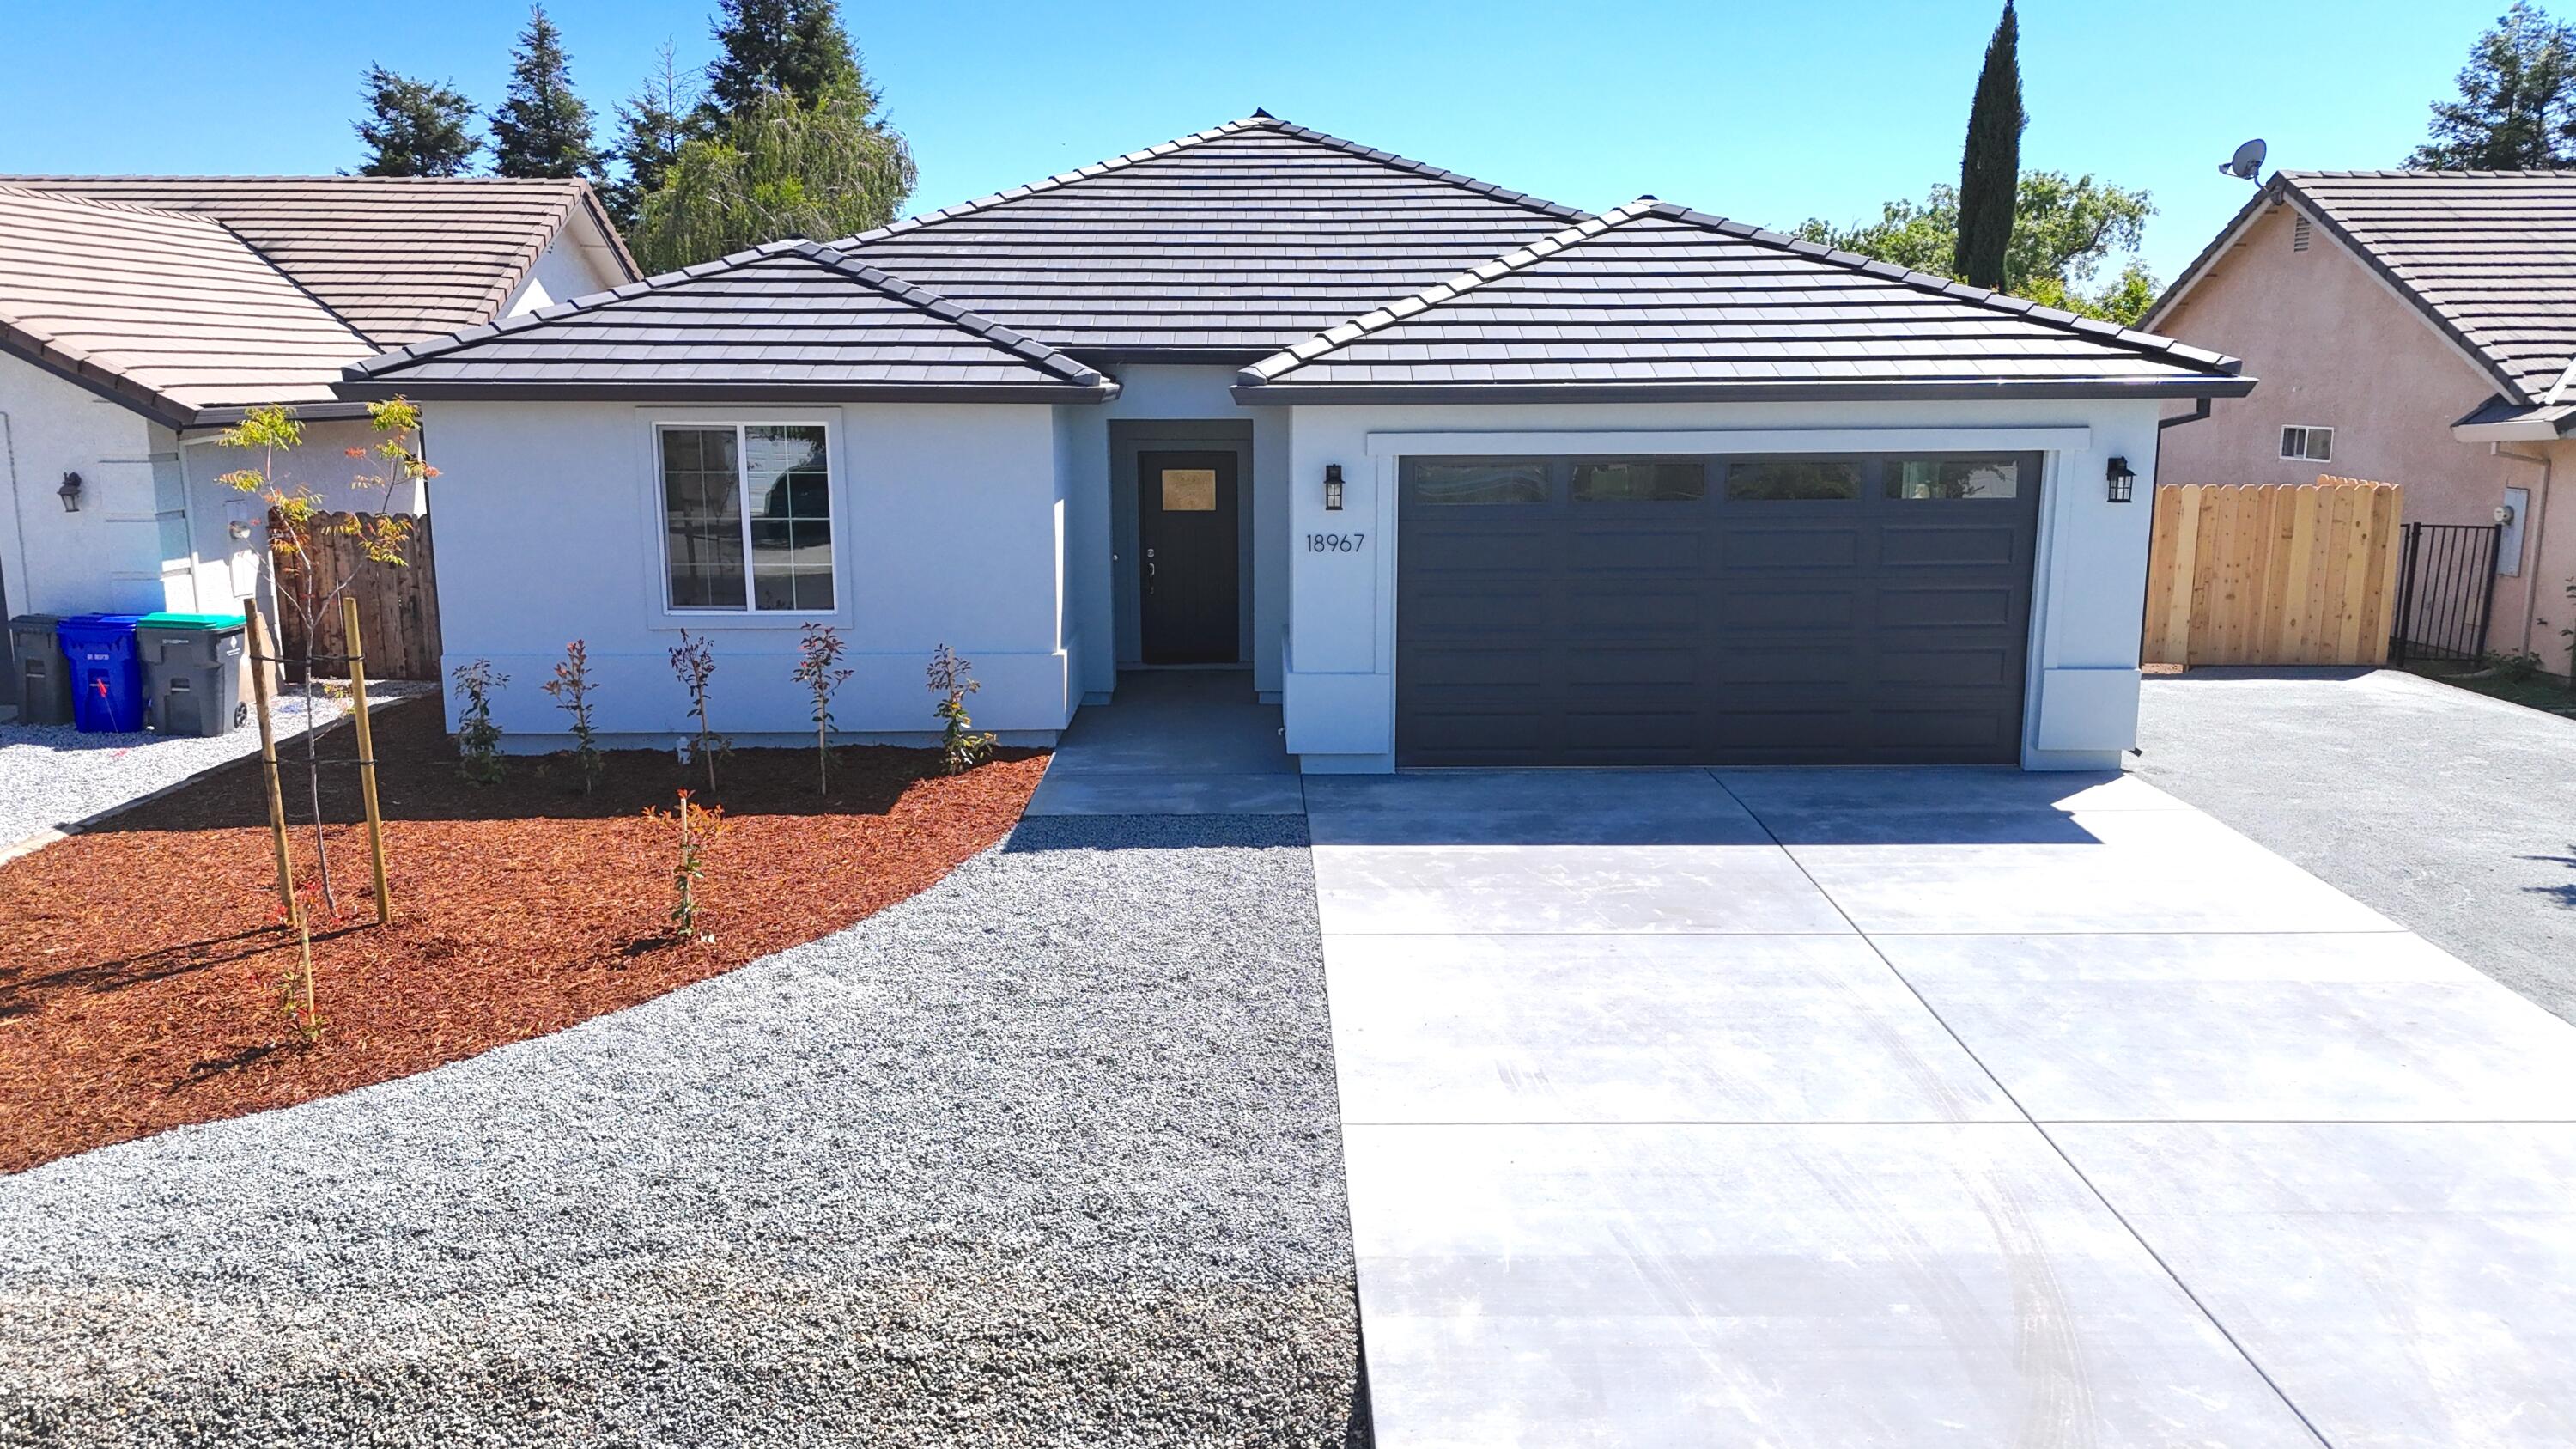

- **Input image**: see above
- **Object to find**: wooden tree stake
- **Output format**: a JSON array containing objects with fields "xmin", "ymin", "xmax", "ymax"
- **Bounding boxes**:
[
  {"xmin": 343, "ymin": 596, "xmax": 392, "ymax": 925},
  {"xmin": 242, "ymin": 602, "xmax": 297, "ymax": 916}
]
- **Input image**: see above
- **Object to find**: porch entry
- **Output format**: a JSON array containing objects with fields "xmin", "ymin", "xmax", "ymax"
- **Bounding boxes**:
[{"xmin": 1137, "ymin": 448, "xmax": 1241, "ymax": 664}]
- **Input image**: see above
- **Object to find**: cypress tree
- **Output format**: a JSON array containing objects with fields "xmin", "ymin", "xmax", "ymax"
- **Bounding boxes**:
[
  {"xmin": 353, "ymin": 65, "xmax": 481, "ymax": 177},
  {"xmin": 1953, "ymin": 1, "xmax": 2023, "ymax": 291},
  {"xmin": 490, "ymin": 6, "xmax": 605, "ymax": 180}
]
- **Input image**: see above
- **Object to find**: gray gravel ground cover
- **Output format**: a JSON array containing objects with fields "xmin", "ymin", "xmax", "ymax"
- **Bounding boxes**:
[
  {"xmin": 2137, "ymin": 667, "xmax": 2576, "ymax": 1022},
  {"xmin": 0, "ymin": 813, "xmax": 1362, "ymax": 1447},
  {"xmin": 0, "ymin": 683, "xmax": 432, "ymax": 854}
]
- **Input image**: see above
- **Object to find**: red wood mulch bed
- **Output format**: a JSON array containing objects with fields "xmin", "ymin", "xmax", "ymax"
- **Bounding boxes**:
[{"xmin": 0, "ymin": 697, "xmax": 1046, "ymax": 1175}]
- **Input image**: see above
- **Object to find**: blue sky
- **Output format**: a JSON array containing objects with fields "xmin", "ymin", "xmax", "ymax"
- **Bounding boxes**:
[{"xmin": 1, "ymin": 0, "xmax": 2516, "ymax": 285}]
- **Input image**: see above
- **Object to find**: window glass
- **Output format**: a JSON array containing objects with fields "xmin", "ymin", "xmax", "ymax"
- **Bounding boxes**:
[
  {"xmin": 1408, "ymin": 459, "xmax": 1547, "ymax": 505},
  {"xmin": 1161, "ymin": 468, "xmax": 1218, "ymax": 511},
  {"xmin": 746, "ymin": 425, "xmax": 833, "ymax": 611},
  {"xmin": 662, "ymin": 427, "xmax": 744, "ymax": 608},
  {"xmin": 1572, "ymin": 461, "xmax": 1707, "ymax": 502},
  {"xmin": 1727, "ymin": 459, "xmax": 1860, "ymax": 501},
  {"xmin": 1888, "ymin": 458, "xmax": 2020, "ymax": 500},
  {"xmin": 2280, "ymin": 426, "xmax": 2333, "ymax": 462}
]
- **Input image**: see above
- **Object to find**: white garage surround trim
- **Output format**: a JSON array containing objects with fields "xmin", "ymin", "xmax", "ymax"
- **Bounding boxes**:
[{"xmin": 1281, "ymin": 402, "xmax": 2166, "ymax": 773}]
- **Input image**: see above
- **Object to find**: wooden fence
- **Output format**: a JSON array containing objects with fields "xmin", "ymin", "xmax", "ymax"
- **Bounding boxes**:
[
  {"xmin": 269, "ymin": 510, "xmax": 441, "ymax": 680},
  {"xmin": 2142, "ymin": 478, "xmax": 2405, "ymax": 667}
]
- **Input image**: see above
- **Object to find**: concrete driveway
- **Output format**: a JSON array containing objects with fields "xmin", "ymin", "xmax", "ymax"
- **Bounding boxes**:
[
  {"xmin": 1306, "ymin": 768, "xmax": 2576, "ymax": 1448},
  {"xmin": 2136, "ymin": 667, "xmax": 2576, "ymax": 1024}
]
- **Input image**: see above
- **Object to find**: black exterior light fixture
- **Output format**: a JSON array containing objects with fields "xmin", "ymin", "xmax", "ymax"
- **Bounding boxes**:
[
  {"xmin": 1324, "ymin": 463, "xmax": 1345, "ymax": 511},
  {"xmin": 56, "ymin": 472, "xmax": 83, "ymax": 512},
  {"xmin": 2105, "ymin": 456, "xmax": 2136, "ymax": 504}
]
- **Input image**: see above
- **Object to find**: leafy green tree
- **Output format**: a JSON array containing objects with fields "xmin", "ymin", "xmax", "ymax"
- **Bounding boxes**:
[
  {"xmin": 702, "ymin": 0, "xmax": 861, "ymax": 120},
  {"xmin": 490, "ymin": 5, "xmax": 604, "ymax": 180},
  {"xmin": 606, "ymin": 40, "xmax": 702, "ymax": 231},
  {"xmin": 353, "ymin": 66, "xmax": 480, "ymax": 177},
  {"xmin": 1795, "ymin": 172, "xmax": 2158, "ymax": 325},
  {"xmin": 2409, "ymin": 2, "xmax": 2576, "ymax": 167},
  {"xmin": 1955, "ymin": 1, "xmax": 2023, "ymax": 289},
  {"xmin": 631, "ymin": 81, "xmax": 913, "ymax": 271}
]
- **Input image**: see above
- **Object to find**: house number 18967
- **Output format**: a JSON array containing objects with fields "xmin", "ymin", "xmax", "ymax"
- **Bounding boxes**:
[{"xmin": 1305, "ymin": 533, "xmax": 1365, "ymax": 553}]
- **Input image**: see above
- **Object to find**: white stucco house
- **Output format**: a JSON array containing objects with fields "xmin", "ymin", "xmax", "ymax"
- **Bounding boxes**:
[
  {"xmin": 339, "ymin": 116, "xmax": 2252, "ymax": 772},
  {"xmin": 0, "ymin": 174, "xmax": 635, "ymax": 680}
]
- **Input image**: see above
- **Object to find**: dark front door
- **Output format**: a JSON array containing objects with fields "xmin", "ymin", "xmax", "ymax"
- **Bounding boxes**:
[{"xmin": 1138, "ymin": 449, "xmax": 1241, "ymax": 664}]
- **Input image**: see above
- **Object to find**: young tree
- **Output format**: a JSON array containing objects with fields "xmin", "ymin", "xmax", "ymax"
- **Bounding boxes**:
[
  {"xmin": 1794, "ymin": 171, "xmax": 2158, "ymax": 324},
  {"xmin": 702, "ymin": 0, "xmax": 861, "ymax": 120},
  {"xmin": 490, "ymin": 5, "xmax": 605, "ymax": 180},
  {"xmin": 2409, "ymin": 2, "xmax": 2576, "ymax": 167},
  {"xmin": 605, "ymin": 40, "xmax": 702, "ymax": 232},
  {"xmin": 216, "ymin": 401, "xmax": 426, "ymax": 908},
  {"xmin": 354, "ymin": 65, "xmax": 481, "ymax": 177},
  {"xmin": 630, "ymin": 82, "xmax": 914, "ymax": 271},
  {"xmin": 1954, "ymin": 0, "xmax": 2023, "ymax": 290}
]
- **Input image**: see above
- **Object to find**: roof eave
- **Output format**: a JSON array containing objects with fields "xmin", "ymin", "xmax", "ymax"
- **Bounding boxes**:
[
  {"xmin": 1230, "ymin": 377, "xmax": 2259, "ymax": 407},
  {"xmin": 0, "ymin": 322, "xmax": 196, "ymax": 429},
  {"xmin": 332, "ymin": 378, "xmax": 1121, "ymax": 405}
]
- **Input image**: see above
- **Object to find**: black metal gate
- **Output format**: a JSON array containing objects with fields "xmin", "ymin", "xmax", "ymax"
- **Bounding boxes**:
[{"xmin": 2389, "ymin": 522, "xmax": 2502, "ymax": 664}]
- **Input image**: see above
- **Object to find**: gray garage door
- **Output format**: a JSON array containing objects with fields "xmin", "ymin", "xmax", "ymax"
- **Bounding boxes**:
[{"xmin": 1395, "ymin": 452, "xmax": 2044, "ymax": 766}]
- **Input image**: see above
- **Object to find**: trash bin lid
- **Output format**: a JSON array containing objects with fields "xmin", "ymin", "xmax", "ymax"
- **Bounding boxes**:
[
  {"xmin": 9, "ymin": 613, "xmax": 63, "ymax": 628},
  {"xmin": 58, "ymin": 613, "xmax": 148, "ymax": 630},
  {"xmin": 137, "ymin": 612, "xmax": 247, "ymax": 631}
]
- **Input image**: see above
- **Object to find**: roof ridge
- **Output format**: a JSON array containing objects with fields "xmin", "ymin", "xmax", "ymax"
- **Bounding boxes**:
[
  {"xmin": 344, "ymin": 239, "xmax": 1106, "ymax": 389},
  {"xmin": 1241, "ymin": 200, "xmax": 1659, "ymax": 385},
  {"xmin": 1240, "ymin": 197, "xmax": 2240, "ymax": 389},
  {"xmin": 2281, "ymin": 167, "xmax": 2576, "ymax": 179},
  {"xmin": 829, "ymin": 113, "xmax": 1583, "ymax": 251},
  {"xmin": 0, "ymin": 174, "xmax": 598, "ymax": 187}
]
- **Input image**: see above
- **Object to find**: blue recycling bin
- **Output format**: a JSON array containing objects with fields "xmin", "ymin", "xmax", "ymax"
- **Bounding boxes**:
[{"xmin": 56, "ymin": 613, "xmax": 147, "ymax": 734}]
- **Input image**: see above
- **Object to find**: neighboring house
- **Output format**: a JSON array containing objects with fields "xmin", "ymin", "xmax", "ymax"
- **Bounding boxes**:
[
  {"xmin": 2145, "ymin": 170, "xmax": 2576, "ymax": 667},
  {"xmin": 339, "ymin": 115, "xmax": 2251, "ymax": 771},
  {"xmin": 0, "ymin": 175, "xmax": 636, "ymax": 679}
]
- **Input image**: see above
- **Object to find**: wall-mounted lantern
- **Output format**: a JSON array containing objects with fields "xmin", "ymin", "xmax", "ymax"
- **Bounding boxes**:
[
  {"xmin": 1324, "ymin": 463, "xmax": 1345, "ymax": 512},
  {"xmin": 56, "ymin": 472, "xmax": 83, "ymax": 512},
  {"xmin": 2105, "ymin": 456, "xmax": 2136, "ymax": 504}
]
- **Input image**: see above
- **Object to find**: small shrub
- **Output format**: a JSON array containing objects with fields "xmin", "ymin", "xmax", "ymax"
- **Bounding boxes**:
[
  {"xmin": 452, "ymin": 659, "xmax": 509, "ymax": 784},
  {"xmin": 643, "ymin": 788, "xmax": 728, "ymax": 942},
  {"xmin": 542, "ymin": 639, "xmax": 604, "ymax": 793},
  {"xmin": 669, "ymin": 630, "xmax": 724, "ymax": 795},
  {"xmin": 791, "ymin": 624, "xmax": 854, "ymax": 795},
  {"xmin": 927, "ymin": 642, "xmax": 994, "ymax": 776},
  {"xmin": 2486, "ymin": 648, "xmax": 2544, "ymax": 683}
]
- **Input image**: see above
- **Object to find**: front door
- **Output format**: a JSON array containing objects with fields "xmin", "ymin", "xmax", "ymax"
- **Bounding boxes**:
[{"xmin": 1138, "ymin": 449, "xmax": 1240, "ymax": 664}]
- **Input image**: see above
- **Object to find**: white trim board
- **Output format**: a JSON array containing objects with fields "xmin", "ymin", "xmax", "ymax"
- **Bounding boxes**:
[{"xmin": 1361, "ymin": 426, "xmax": 2093, "ymax": 457}]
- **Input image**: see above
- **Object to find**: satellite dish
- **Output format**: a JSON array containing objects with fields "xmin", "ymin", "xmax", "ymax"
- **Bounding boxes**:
[{"xmin": 2220, "ymin": 138, "xmax": 2267, "ymax": 181}]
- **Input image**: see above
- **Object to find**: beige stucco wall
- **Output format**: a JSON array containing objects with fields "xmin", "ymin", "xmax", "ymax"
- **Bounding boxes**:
[{"xmin": 2154, "ymin": 201, "xmax": 2574, "ymax": 666}]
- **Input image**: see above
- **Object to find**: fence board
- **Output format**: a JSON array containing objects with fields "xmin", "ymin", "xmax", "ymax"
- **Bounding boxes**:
[
  {"xmin": 268, "ymin": 510, "xmax": 440, "ymax": 681},
  {"xmin": 2141, "ymin": 479, "xmax": 2403, "ymax": 667}
]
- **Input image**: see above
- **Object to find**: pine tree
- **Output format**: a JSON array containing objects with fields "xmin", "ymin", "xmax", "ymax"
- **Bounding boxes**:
[
  {"xmin": 702, "ymin": 0, "xmax": 861, "ymax": 121},
  {"xmin": 1953, "ymin": 0, "xmax": 2023, "ymax": 291},
  {"xmin": 490, "ymin": 5, "xmax": 604, "ymax": 180},
  {"xmin": 2409, "ymin": 2, "xmax": 2576, "ymax": 168},
  {"xmin": 606, "ymin": 40, "xmax": 702, "ymax": 233},
  {"xmin": 353, "ymin": 65, "xmax": 480, "ymax": 177}
]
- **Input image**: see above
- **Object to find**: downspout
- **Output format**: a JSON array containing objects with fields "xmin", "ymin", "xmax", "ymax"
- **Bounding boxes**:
[
  {"xmin": 2492, "ymin": 442, "xmax": 2555, "ymax": 664},
  {"xmin": 1, "ymin": 410, "xmax": 26, "ymax": 618}
]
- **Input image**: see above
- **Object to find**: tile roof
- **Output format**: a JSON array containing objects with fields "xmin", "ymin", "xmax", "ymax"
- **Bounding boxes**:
[
  {"xmin": 829, "ymin": 115, "xmax": 1585, "ymax": 358},
  {"xmin": 0, "ymin": 186, "xmax": 375, "ymax": 426},
  {"xmin": 2149, "ymin": 170, "xmax": 2576, "ymax": 410},
  {"xmin": 343, "ymin": 240, "xmax": 1119, "ymax": 401},
  {"xmin": 0, "ymin": 174, "xmax": 636, "ymax": 346},
  {"xmin": 1233, "ymin": 201, "xmax": 2251, "ymax": 403}
]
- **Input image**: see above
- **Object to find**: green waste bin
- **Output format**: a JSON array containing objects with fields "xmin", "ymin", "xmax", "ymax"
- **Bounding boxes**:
[
  {"xmin": 9, "ymin": 614, "xmax": 72, "ymax": 726},
  {"xmin": 136, "ymin": 612, "xmax": 250, "ymax": 737}
]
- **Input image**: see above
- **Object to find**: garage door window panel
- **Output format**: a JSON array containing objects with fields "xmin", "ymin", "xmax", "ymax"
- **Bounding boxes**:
[
  {"xmin": 1408, "ymin": 459, "xmax": 1550, "ymax": 505},
  {"xmin": 1728, "ymin": 458, "xmax": 1862, "ymax": 501},
  {"xmin": 1889, "ymin": 458, "xmax": 2020, "ymax": 500},
  {"xmin": 1572, "ymin": 460, "xmax": 1707, "ymax": 502}
]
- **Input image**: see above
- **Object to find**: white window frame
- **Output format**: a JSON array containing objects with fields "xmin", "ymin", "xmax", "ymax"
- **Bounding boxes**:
[
  {"xmin": 650, "ymin": 417, "xmax": 842, "ymax": 619},
  {"xmin": 2280, "ymin": 424, "xmax": 2333, "ymax": 462}
]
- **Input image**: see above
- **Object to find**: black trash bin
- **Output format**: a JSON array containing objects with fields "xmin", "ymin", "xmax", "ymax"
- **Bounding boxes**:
[
  {"xmin": 10, "ymin": 613, "xmax": 73, "ymax": 726},
  {"xmin": 136, "ymin": 612, "xmax": 250, "ymax": 737}
]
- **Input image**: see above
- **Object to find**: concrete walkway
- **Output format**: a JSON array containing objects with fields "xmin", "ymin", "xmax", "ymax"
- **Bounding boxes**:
[
  {"xmin": 1024, "ymin": 669, "xmax": 1304, "ymax": 816},
  {"xmin": 2137, "ymin": 667, "xmax": 2576, "ymax": 1024},
  {"xmin": 1308, "ymin": 768, "xmax": 2576, "ymax": 1448}
]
